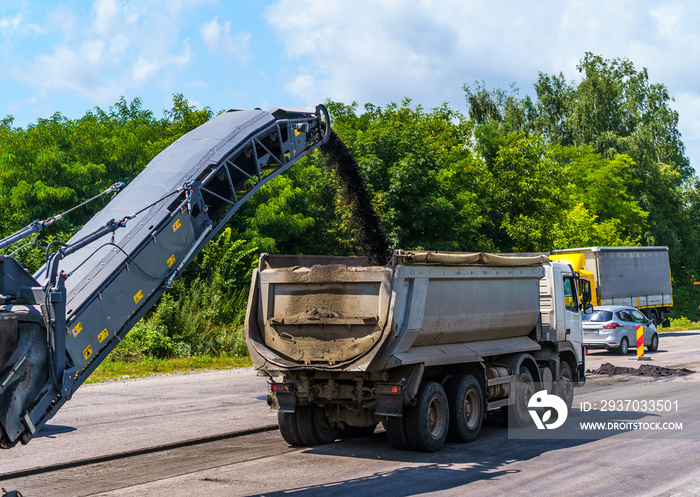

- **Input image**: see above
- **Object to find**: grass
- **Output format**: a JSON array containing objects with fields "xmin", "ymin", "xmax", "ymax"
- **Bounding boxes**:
[
  {"xmin": 660, "ymin": 317, "xmax": 700, "ymax": 333},
  {"xmin": 83, "ymin": 315, "xmax": 699, "ymax": 384},
  {"xmin": 85, "ymin": 355, "xmax": 253, "ymax": 383},
  {"xmin": 662, "ymin": 323, "xmax": 700, "ymax": 333}
]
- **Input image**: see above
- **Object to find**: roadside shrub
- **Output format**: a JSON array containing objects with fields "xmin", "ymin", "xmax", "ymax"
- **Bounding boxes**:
[
  {"xmin": 109, "ymin": 321, "xmax": 191, "ymax": 361},
  {"xmin": 668, "ymin": 316, "xmax": 696, "ymax": 330}
]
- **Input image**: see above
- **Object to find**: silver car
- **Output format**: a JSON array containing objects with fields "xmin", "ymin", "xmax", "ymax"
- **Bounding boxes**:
[{"xmin": 582, "ymin": 305, "xmax": 659, "ymax": 354}]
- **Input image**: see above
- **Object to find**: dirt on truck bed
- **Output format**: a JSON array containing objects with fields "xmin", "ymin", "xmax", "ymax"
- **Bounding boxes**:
[{"xmin": 587, "ymin": 362, "xmax": 695, "ymax": 377}]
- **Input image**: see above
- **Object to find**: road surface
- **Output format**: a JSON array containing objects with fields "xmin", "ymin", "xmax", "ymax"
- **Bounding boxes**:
[{"xmin": 1, "ymin": 331, "xmax": 699, "ymax": 496}]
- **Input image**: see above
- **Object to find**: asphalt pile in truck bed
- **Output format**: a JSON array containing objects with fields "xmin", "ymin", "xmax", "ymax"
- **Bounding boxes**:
[
  {"xmin": 321, "ymin": 131, "xmax": 390, "ymax": 265},
  {"xmin": 587, "ymin": 362, "xmax": 695, "ymax": 377}
]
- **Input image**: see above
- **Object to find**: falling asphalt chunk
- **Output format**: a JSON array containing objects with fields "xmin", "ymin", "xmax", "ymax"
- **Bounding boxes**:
[
  {"xmin": 320, "ymin": 131, "xmax": 390, "ymax": 266},
  {"xmin": 586, "ymin": 362, "xmax": 695, "ymax": 377}
]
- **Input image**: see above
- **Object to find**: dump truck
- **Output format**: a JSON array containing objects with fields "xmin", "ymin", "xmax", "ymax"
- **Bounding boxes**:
[
  {"xmin": 550, "ymin": 246, "xmax": 672, "ymax": 325},
  {"xmin": 244, "ymin": 250, "xmax": 587, "ymax": 452},
  {"xmin": 0, "ymin": 105, "xmax": 330, "ymax": 449}
]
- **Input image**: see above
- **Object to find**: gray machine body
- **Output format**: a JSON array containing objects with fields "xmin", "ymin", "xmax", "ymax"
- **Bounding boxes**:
[{"xmin": 0, "ymin": 105, "xmax": 330, "ymax": 447}]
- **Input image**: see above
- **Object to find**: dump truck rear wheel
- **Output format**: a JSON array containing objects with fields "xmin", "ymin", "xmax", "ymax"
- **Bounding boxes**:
[
  {"xmin": 445, "ymin": 375, "xmax": 484, "ymax": 443},
  {"xmin": 405, "ymin": 381, "xmax": 449, "ymax": 452},
  {"xmin": 296, "ymin": 405, "xmax": 338, "ymax": 446},
  {"xmin": 507, "ymin": 366, "xmax": 535, "ymax": 427},
  {"xmin": 385, "ymin": 416, "xmax": 412, "ymax": 450},
  {"xmin": 278, "ymin": 411, "xmax": 304, "ymax": 446}
]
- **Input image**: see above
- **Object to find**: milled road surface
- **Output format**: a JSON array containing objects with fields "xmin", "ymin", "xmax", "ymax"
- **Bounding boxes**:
[{"xmin": 2, "ymin": 331, "xmax": 699, "ymax": 496}]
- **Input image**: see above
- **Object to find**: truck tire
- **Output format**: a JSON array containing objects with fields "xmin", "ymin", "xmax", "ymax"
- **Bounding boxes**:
[
  {"xmin": 278, "ymin": 411, "xmax": 304, "ymax": 446},
  {"xmin": 558, "ymin": 361, "xmax": 574, "ymax": 411},
  {"xmin": 296, "ymin": 405, "xmax": 339, "ymax": 446},
  {"xmin": 385, "ymin": 416, "xmax": 412, "ymax": 451},
  {"xmin": 507, "ymin": 366, "xmax": 535, "ymax": 427},
  {"xmin": 405, "ymin": 382, "xmax": 449, "ymax": 452},
  {"xmin": 445, "ymin": 375, "xmax": 484, "ymax": 443}
]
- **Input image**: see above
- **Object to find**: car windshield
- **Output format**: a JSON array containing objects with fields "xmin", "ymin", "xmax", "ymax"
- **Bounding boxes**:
[{"xmin": 583, "ymin": 310, "xmax": 613, "ymax": 322}]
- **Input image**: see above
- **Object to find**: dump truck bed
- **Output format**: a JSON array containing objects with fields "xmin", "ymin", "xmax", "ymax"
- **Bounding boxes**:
[{"xmin": 245, "ymin": 251, "xmax": 548, "ymax": 373}]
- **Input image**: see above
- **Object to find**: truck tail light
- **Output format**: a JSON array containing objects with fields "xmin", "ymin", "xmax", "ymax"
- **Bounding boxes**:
[
  {"xmin": 603, "ymin": 322, "xmax": 621, "ymax": 329},
  {"xmin": 376, "ymin": 384, "xmax": 402, "ymax": 396},
  {"xmin": 271, "ymin": 382, "xmax": 294, "ymax": 394}
]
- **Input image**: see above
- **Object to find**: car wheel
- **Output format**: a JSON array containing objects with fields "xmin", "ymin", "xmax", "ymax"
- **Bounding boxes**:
[
  {"xmin": 648, "ymin": 333, "xmax": 659, "ymax": 352},
  {"xmin": 618, "ymin": 336, "xmax": 629, "ymax": 355}
]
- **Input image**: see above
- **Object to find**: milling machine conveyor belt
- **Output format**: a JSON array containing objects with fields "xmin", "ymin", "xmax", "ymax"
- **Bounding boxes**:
[{"xmin": 0, "ymin": 105, "xmax": 330, "ymax": 448}]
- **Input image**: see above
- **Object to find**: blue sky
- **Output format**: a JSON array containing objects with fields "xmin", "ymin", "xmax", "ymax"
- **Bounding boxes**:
[{"xmin": 2, "ymin": 0, "xmax": 700, "ymax": 169}]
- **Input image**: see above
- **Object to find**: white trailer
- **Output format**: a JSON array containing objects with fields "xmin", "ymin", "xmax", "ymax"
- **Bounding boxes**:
[{"xmin": 551, "ymin": 246, "xmax": 672, "ymax": 324}]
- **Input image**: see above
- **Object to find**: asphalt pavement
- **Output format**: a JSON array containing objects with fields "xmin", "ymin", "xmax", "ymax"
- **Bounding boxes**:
[{"xmin": 1, "ymin": 330, "xmax": 699, "ymax": 496}]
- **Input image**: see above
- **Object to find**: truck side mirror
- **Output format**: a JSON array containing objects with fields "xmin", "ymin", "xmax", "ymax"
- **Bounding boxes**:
[{"xmin": 583, "ymin": 303, "xmax": 594, "ymax": 314}]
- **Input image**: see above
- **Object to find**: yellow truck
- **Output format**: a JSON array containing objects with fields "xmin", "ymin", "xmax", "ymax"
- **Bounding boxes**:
[{"xmin": 550, "ymin": 247, "xmax": 672, "ymax": 325}]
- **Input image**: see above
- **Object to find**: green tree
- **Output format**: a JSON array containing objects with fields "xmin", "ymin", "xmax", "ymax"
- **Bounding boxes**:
[
  {"xmin": 547, "ymin": 145, "xmax": 648, "ymax": 247},
  {"xmin": 328, "ymin": 100, "xmax": 487, "ymax": 251}
]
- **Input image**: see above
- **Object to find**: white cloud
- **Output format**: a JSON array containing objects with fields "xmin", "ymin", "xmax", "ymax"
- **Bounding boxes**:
[
  {"xmin": 132, "ymin": 57, "xmax": 159, "ymax": 83},
  {"xmin": 200, "ymin": 16, "xmax": 252, "ymax": 62},
  {"xmin": 82, "ymin": 39, "xmax": 107, "ymax": 66},
  {"xmin": 93, "ymin": 0, "xmax": 123, "ymax": 38},
  {"xmin": 0, "ymin": 15, "xmax": 22, "ymax": 33},
  {"xmin": 264, "ymin": 0, "xmax": 700, "ymax": 107},
  {"xmin": 650, "ymin": 4, "xmax": 683, "ymax": 41},
  {"xmin": 265, "ymin": 0, "xmax": 700, "ymax": 169},
  {"xmin": 18, "ymin": 44, "xmax": 100, "ymax": 97},
  {"xmin": 200, "ymin": 17, "xmax": 221, "ymax": 47},
  {"xmin": 108, "ymin": 34, "xmax": 131, "ymax": 57},
  {"xmin": 47, "ymin": 7, "xmax": 79, "ymax": 40},
  {"xmin": 265, "ymin": 0, "xmax": 560, "ymax": 108},
  {"xmin": 1, "ymin": 14, "xmax": 45, "ymax": 36},
  {"xmin": 13, "ymin": 0, "xmax": 202, "ymax": 107},
  {"xmin": 185, "ymin": 79, "xmax": 208, "ymax": 89},
  {"xmin": 286, "ymin": 74, "xmax": 316, "ymax": 99}
]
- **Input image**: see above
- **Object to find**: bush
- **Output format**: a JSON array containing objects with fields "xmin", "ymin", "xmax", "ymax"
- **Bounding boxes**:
[
  {"xmin": 110, "ymin": 321, "xmax": 191, "ymax": 362},
  {"xmin": 140, "ymin": 228, "xmax": 257, "ymax": 358},
  {"xmin": 106, "ymin": 228, "xmax": 256, "ymax": 362},
  {"xmin": 667, "ymin": 316, "xmax": 699, "ymax": 330}
]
